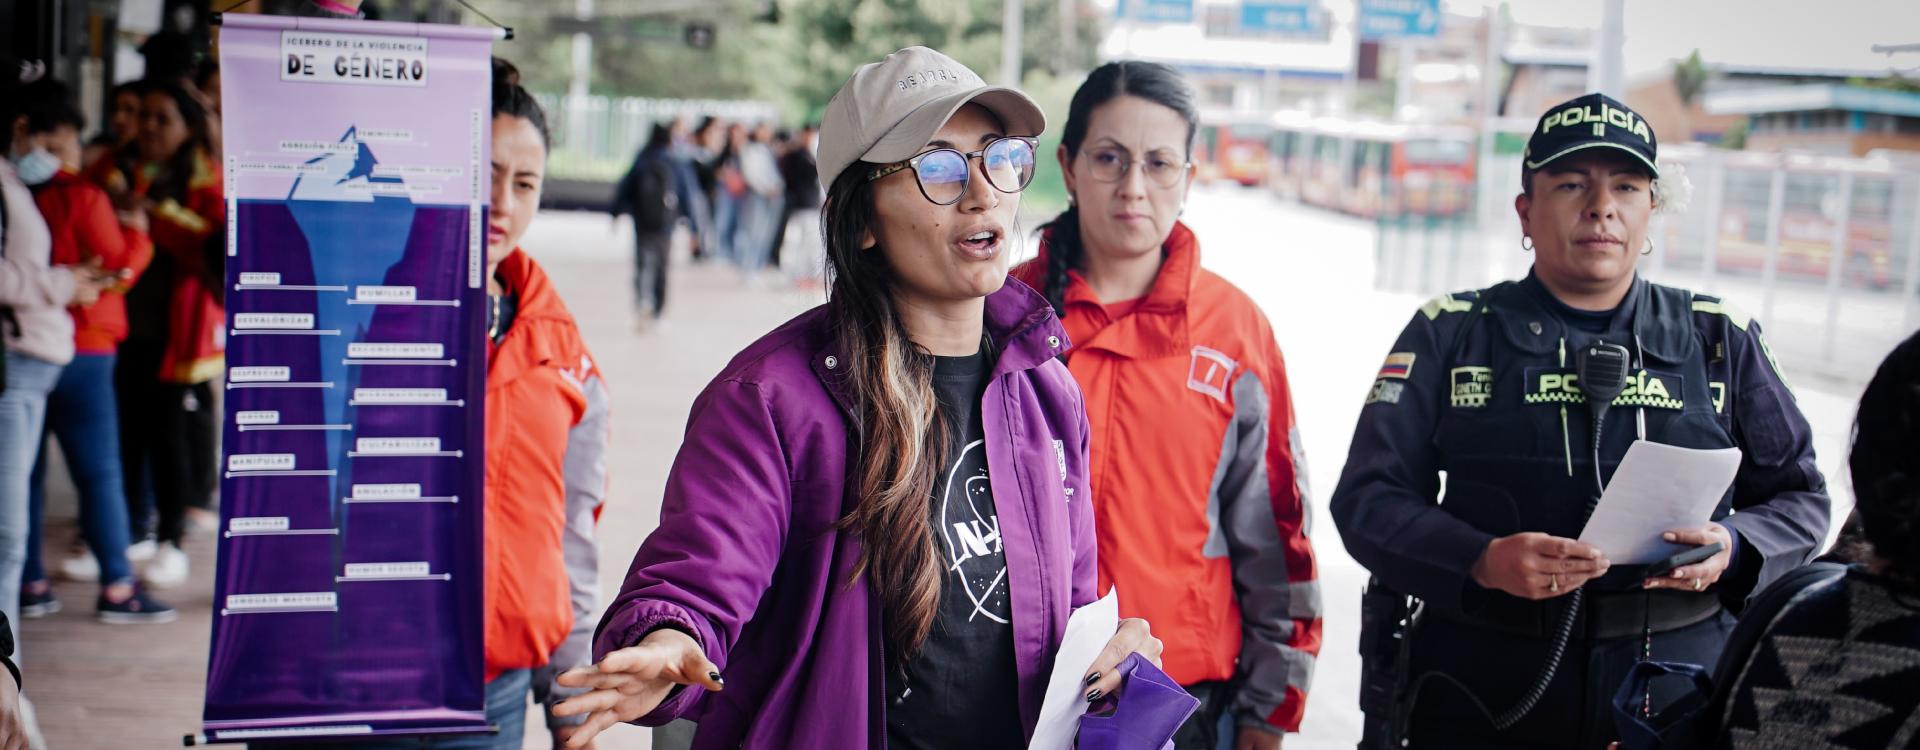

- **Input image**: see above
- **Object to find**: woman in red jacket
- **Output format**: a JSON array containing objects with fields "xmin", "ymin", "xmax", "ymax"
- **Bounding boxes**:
[
  {"xmin": 87, "ymin": 80, "xmax": 225, "ymax": 589},
  {"xmin": 13, "ymin": 80, "xmax": 172, "ymax": 623},
  {"xmin": 1012, "ymin": 61, "xmax": 1321, "ymax": 750}
]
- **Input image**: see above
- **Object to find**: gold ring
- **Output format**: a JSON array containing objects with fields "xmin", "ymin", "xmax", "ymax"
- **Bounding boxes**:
[
  {"xmin": 1549, "ymin": 574, "xmax": 1560, "ymax": 593},
  {"xmin": 1692, "ymin": 577, "xmax": 1705, "ymax": 591}
]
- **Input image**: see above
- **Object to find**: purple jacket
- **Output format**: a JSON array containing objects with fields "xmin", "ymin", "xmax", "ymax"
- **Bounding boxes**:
[{"xmin": 594, "ymin": 279, "xmax": 1099, "ymax": 749}]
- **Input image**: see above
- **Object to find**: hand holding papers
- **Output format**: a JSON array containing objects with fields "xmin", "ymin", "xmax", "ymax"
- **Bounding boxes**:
[
  {"xmin": 1578, "ymin": 440, "xmax": 1742, "ymax": 565},
  {"xmin": 1031, "ymin": 589, "xmax": 1120, "ymax": 750}
]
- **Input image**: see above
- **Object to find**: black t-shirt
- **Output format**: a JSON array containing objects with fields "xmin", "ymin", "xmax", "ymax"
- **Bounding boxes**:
[
  {"xmin": 1525, "ymin": 270, "xmax": 1625, "ymax": 336},
  {"xmin": 884, "ymin": 347, "xmax": 1024, "ymax": 749}
]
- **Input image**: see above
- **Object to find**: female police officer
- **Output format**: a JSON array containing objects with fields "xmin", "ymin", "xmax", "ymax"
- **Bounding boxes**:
[{"xmin": 1329, "ymin": 93, "xmax": 1829, "ymax": 749}]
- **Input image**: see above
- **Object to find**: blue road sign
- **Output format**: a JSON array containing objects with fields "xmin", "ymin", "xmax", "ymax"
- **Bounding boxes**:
[
  {"xmin": 1240, "ymin": 1, "xmax": 1318, "ymax": 34},
  {"xmin": 1357, "ymin": 0, "xmax": 1440, "ymax": 39},
  {"xmin": 1117, "ymin": 0, "xmax": 1195, "ymax": 23}
]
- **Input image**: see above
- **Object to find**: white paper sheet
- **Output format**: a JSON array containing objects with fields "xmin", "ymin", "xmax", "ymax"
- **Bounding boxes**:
[
  {"xmin": 1578, "ymin": 440, "xmax": 1743, "ymax": 564},
  {"xmin": 1029, "ymin": 588, "xmax": 1120, "ymax": 750}
]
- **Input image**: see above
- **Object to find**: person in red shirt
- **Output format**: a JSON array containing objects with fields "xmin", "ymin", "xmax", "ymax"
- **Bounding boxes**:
[
  {"xmin": 13, "ymin": 80, "xmax": 173, "ymax": 623},
  {"xmin": 85, "ymin": 80, "xmax": 226, "ymax": 590}
]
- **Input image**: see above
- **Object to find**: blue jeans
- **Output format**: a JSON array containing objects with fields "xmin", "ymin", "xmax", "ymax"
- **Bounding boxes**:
[
  {"xmin": 713, "ymin": 188, "xmax": 742, "ymax": 266},
  {"xmin": 25, "ymin": 353, "xmax": 136, "ymax": 586},
  {"xmin": 0, "ymin": 352, "xmax": 62, "ymax": 654},
  {"xmin": 269, "ymin": 669, "xmax": 532, "ymax": 749},
  {"xmin": 732, "ymin": 193, "xmax": 781, "ymax": 273}
]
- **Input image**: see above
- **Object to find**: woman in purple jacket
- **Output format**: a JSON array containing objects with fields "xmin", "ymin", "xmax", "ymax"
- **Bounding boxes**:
[{"xmin": 555, "ymin": 47, "xmax": 1163, "ymax": 749}]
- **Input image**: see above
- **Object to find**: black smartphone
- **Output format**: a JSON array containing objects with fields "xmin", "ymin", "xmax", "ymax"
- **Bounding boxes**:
[{"xmin": 1645, "ymin": 541, "xmax": 1725, "ymax": 580}]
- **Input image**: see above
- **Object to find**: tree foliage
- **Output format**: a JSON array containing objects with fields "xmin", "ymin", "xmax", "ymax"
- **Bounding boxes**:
[{"xmin": 487, "ymin": 0, "xmax": 1106, "ymax": 122}]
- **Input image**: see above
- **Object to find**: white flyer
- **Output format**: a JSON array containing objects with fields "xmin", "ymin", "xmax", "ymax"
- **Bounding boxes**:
[
  {"xmin": 1578, "ymin": 440, "xmax": 1743, "ymax": 564},
  {"xmin": 1030, "ymin": 588, "xmax": 1120, "ymax": 750}
]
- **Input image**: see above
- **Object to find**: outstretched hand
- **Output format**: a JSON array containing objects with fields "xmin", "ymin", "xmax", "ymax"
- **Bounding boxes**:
[{"xmin": 552, "ymin": 628, "xmax": 723, "ymax": 748}]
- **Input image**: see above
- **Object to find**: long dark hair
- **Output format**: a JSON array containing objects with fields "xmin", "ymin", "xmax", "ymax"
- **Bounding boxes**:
[
  {"xmin": 1038, "ymin": 61, "xmax": 1199, "ymax": 315},
  {"xmin": 491, "ymin": 57, "xmax": 549, "ymax": 149},
  {"xmin": 643, "ymin": 122, "xmax": 673, "ymax": 154},
  {"xmin": 123, "ymin": 80, "xmax": 212, "ymax": 205},
  {"xmin": 823, "ymin": 163, "xmax": 950, "ymax": 661},
  {"xmin": 1852, "ymin": 331, "xmax": 1920, "ymax": 584}
]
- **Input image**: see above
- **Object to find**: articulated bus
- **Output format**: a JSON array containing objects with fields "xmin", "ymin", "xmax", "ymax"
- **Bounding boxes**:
[
  {"xmin": 1195, "ymin": 111, "xmax": 1273, "ymax": 187},
  {"xmin": 1266, "ymin": 115, "xmax": 1478, "ymax": 219}
]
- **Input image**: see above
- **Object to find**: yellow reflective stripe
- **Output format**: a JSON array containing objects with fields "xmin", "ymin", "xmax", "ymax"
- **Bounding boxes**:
[
  {"xmin": 1690, "ymin": 299, "xmax": 1751, "ymax": 332},
  {"xmin": 1758, "ymin": 335, "xmax": 1795, "ymax": 398},
  {"xmin": 154, "ymin": 199, "xmax": 211, "ymax": 235},
  {"xmin": 1560, "ymin": 405, "xmax": 1573, "ymax": 476},
  {"xmin": 1420, "ymin": 294, "xmax": 1475, "ymax": 320}
]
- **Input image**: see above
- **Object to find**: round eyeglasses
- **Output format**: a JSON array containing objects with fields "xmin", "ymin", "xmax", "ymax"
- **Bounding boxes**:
[
  {"xmin": 867, "ymin": 136, "xmax": 1038, "ymax": 206},
  {"xmin": 1081, "ymin": 146, "xmax": 1191, "ymax": 188}
]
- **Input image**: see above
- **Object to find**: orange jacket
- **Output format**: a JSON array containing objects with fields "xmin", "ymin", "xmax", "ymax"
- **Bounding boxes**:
[
  {"xmin": 32, "ymin": 170, "xmax": 154, "ymax": 353},
  {"xmin": 1012, "ymin": 222, "xmax": 1321, "ymax": 733},
  {"xmin": 484, "ymin": 249, "xmax": 608, "ymax": 694}
]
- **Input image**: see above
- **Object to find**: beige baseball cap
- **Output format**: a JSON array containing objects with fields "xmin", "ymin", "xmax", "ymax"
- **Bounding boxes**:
[{"xmin": 817, "ymin": 46, "xmax": 1047, "ymax": 191}]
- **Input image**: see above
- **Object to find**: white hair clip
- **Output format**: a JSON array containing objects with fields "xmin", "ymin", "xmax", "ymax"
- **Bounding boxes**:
[{"xmin": 1651, "ymin": 161, "xmax": 1692, "ymax": 217}]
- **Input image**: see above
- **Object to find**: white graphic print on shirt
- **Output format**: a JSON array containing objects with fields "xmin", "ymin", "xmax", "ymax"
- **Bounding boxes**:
[{"xmin": 939, "ymin": 439, "xmax": 1010, "ymax": 624}]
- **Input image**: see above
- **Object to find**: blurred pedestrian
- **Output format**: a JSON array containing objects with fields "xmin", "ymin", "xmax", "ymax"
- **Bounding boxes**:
[
  {"xmin": 3, "ymin": 67, "xmax": 118, "ymax": 657},
  {"xmin": 81, "ymin": 80, "xmax": 147, "ymax": 172},
  {"xmin": 84, "ymin": 80, "xmax": 226, "ymax": 590},
  {"xmin": 710, "ymin": 123, "xmax": 747, "ymax": 274},
  {"xmin": 1013, "ymin": 60, "xmax": 1320, "ymax": 750},
  {"xmin": 613, "ymin": 122, "xmax": 678, "ymax": 326},
  {"xmin": 733, "ymin": 122, "xmax": 784, "ymax": 283},
  {"xmin": 665, "ymin": 116, "xmax": 712, "ymax": 268},
  {"xmin": 554, "ymin": 46, "xmax": 1163, "ymax": 750},
  {"xmin": 687, "ymin": 117, "xmax": 725, "ymax": 263},
  {"xmin": 13, "ymin": 79, "xmax": 172, "ymax": 624},
  {"xmin": 776, "ymin": 123, "xmax": 823, "ymax": 285}
]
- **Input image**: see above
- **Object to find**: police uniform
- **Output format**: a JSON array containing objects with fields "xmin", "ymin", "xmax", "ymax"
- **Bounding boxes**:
[{"xmin": 1330, "ymin": 94, "xmax": 1829, "ymax": 749}]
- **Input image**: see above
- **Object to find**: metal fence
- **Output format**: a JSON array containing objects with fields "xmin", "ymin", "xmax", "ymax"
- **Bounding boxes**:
[
  {"xmin": 533, "ymin": 93, "xmax": 780, "ymax": 182},
  {"xmin": 1376, "ymin": 147, "xmax": 1920, "ymax": 386}
]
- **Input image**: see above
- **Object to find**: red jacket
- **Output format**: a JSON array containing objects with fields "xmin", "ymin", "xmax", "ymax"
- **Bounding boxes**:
[
  {"xmin": 84, "ymin": 148, "xmax": 224, "ymax": 383},
  {"xmin": 484, "ymin": 249, "xmax": 609, "ymax": 686},
  {"xmin": 32, "ymin": 170, "xmax": 153, "ymax": 354},
  {"xmin": 1012, "ymin": 222, "xmax": 1321, "ymax": 733}
]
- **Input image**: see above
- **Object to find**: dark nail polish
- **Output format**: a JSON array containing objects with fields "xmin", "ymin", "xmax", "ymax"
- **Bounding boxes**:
[
  {"xmin": 1086, "ymin": 689, "xmax": 1103, "ymax": 703},
  {"xmin": 1084, "ymin": 672, "xmax": 1101, "ymax": 686},
  {"xmin": 709, "ymin": 671, "xmax": 724, "ymax": 685}
]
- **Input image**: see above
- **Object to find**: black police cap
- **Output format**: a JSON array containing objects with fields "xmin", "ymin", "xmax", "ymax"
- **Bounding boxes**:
[{"xmin": 1522, "ymin": 92, "xmax": 1659, "ymax": 179}]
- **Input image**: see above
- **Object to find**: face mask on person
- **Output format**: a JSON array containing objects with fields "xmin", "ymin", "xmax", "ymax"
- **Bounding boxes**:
[{"xmin": 9, "ymin": 147, "xmax": 60, "ymax": 186}]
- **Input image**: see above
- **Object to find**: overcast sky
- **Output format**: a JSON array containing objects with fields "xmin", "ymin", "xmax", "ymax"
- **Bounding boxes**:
[{"xmin": 1440, "ymin": 0, "xmax": 1917, "ymax": 79}]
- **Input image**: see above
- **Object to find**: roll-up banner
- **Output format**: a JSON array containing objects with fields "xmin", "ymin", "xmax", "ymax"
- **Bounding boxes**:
[{"xmin": 202, "ymin": 14, "xmax": 499, "ymax": 744}]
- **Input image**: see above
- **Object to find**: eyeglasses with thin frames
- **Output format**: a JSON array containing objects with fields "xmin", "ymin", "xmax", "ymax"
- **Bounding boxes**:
[
  {"xmin": 1080, "ymin": 145, "xmax": 1191, "ymax": 188},
  {"xmin": 867, "ymin": 136, "xmax": 1039, "ymax": 206}
]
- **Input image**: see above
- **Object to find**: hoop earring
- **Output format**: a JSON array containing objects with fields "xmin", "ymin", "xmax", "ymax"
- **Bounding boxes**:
[
  {"xmin": 1521, "ymin": 236, "xmax": 1534, "ymax": 252},
  {"xmin": 1641, "ymin": 238, "xmax": 1654, "ymax": 256}
]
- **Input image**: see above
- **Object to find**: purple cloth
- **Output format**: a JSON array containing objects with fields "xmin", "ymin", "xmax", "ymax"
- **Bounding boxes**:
[
  {"xmin": 1078, "ymin": 653, "xmax": 1201, "ymax": 750},
  {"xmin": 592, "ymin": 278, "xmax": 1099, "ymax": 749}
]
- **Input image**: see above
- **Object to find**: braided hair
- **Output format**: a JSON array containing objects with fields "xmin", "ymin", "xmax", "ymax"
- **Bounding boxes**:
[{"xmin": 1038, "ymin": 60, "xmax": 1198, "ymax": 315}]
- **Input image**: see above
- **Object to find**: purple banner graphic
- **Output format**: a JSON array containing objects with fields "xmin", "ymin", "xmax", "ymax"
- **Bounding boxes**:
[{"xmin": 205, "ymin": 15, "xmax": 496, "ymax": 744}]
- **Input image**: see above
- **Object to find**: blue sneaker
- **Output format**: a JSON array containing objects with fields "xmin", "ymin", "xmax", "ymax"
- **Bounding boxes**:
[
  {"xmin": 97, "ymin": 586, "xmax": 177, "ymax": 624},
  {"xmin": 20, "ymin": 585, "xmax": 59, "ymax": 619}
]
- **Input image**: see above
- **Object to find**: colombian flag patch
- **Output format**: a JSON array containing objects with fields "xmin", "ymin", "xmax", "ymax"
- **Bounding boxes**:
[{"xmin": 1378, "ymin": 352, "xmax": 1416, "ymax": 379}]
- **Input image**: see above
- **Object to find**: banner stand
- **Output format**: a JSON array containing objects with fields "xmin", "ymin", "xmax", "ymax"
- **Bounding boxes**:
[{"xmin": 198, "ymin": 14, "xmax": 502, "ymax": 744}]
